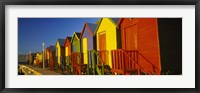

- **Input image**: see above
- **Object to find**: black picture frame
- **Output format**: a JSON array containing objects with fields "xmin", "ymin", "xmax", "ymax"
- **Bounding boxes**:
[{"xmin": 0, "ymin": 0, "xmax": 199, "ymax": 93}]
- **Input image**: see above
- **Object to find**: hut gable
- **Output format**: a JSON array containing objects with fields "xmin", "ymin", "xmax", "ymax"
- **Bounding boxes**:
[
  {"xmin": 64, "ymin": 37, "xmax": 72, "ymax": 47},
  {"xmin": 80, "ymin": 22, "xmax": 97, "ymax": 38},
  {"xmin": 94, "ymin": 18, "xmax": 120, "ymax": 35},
  {"xmin": 71, "ymin": 32, "xmax": 81, "ymax": 43},
  {"xmin": 57, "ymin": 39, "xmax": 65, "ymax": 47},
  {"xmin": 71, "ymin": 32, "xmax": 81, "ymax": 52},
  {"xmin": 86, "ymin": 23, "xmax": 97, "ymax": 34}
]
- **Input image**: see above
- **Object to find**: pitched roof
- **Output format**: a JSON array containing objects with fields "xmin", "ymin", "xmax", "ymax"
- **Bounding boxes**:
[
  {"xmin": 57, "ymin": 39, "xmax": 65, "ymax": 47},
  {"xmin": 87, "ymin": 23, "xmax": 97, "ymax": 33},
  {"xmin": 70, "ymin": 32, "xmax": 81, "ymax": 43},
  {"xmin": 110, "ymin": 18, "xmax": 120, "ymax": 24},
  {"xmin": 75, "ymin": 32, "xmax": 81, "ymax": 38},
  {"xmin": 67, "ymin": 37, "xmax": 72, "ymax": 41},
  {"xmin": 94, "ymin": 18, "xmax": 119, "ymax": 35},
  {"xmin": 64, "ymin": 36, "xmax": 72, "ymax": 45}
]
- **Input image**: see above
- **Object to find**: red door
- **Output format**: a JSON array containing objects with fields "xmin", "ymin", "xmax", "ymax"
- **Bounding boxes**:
[
  {"xmin": 123, "ymin": 25, "xmax": 137, "ymax": 50},
  {"xmin": 122, "ymin": 25, "xmax": 137, "ymax": 70},
  {"xmin": 98, "ymin": 32, "xmax": 107, "ymax": 65}
]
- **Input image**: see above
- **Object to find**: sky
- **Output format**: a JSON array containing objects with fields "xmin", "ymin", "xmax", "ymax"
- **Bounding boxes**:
[{"xmin": 18, "ymin": 18, "xmax": 99, "ymax": 55}]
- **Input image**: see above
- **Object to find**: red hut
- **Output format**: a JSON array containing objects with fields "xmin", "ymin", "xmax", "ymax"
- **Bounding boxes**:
[
  {"xmin": 111, "ymin": 18, "xmax": 182, "ymax": 75},
  {"xmin": 112, "ymin": 18, "xmax": 161, "ymax": 75},
  {"xmin": 48, "ymin": 46, "xmax": 56, "ymax": 71},
  {"xmin": 64, "ymin": 36, "xmax": 72, "ymax": 73}
]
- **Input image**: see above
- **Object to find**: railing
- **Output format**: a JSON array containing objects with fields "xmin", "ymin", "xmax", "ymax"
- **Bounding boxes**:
[
  {"xmin": 88, "ymin": 50, "xmax": 107, "ymax": 75},
  {"xmin": 65, "ymin": 56, "xmax": 71, "ymax": 65},
  {"xmin": 97, "ymin": 50, "xmax": 108, "ymax": 65},
  {"xmin": 111, "ymin": 49, "xmax": 159, "ymax": 75},
  {"xmin": 111, "ymin": 49, "xmax": 142, "ymax": 75},
  {"xmin": 71, "ymin": 52, "xmax": 82, "ymax": 75},
  {"xmin": 136, "ymin": 52, "xmax": 159, "ymax": 74},
  {"xmin": 60, "ymin": 56, "xmax": 66, "ymax": 72},
  {"xmin": 49, "ymin": 57, "xmax": 54, "ymax": 71},
  {"xmin": 65, "ymin": 56, "xmax": 72, "ymax": 74}
]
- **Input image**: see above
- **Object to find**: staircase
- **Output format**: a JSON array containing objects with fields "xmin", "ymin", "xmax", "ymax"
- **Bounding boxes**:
[
  {"xmin": 65, "ymin": 56, "xmax": 72, "ymax": 74},
  {"xmin": 60, "ymin": 56, "xmax": 67, "ymax": 74},
  {"xmin": 111, "ymin": 49, "xmax": 159, "ymax": 75},
  {"xmin": 71, "ymin": 52, "xmax": 88, "ymax": 75},
  {"xmin": 88, "ymin": 50, "xmax": 112, "ymax": 75}
]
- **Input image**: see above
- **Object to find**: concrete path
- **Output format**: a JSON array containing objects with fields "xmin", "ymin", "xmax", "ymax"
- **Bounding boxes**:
[{"xmin": 20, "ymin": 65, "xmax": 61, "ymax": 75}]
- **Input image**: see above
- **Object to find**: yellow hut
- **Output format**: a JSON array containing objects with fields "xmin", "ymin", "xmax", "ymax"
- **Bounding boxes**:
[
  {"xmin": 55, "ymin": 39, "xmax": 65, "ymax": 67},
  {"xmin": 94, "ymin": 18, "xmax": 120, "ymax": 68},
  {"xmin": 36, "ymin": 52, "xmax": 43, "ymax": 67}
]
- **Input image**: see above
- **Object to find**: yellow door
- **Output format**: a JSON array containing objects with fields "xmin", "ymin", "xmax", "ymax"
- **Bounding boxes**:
[
  {"xmin": 65, "ymin": 47, "xmax": 68, "ymax": 56},
  {"xmin": 83, "ymin": 38, "xmax": 88, "ymax": 64}
]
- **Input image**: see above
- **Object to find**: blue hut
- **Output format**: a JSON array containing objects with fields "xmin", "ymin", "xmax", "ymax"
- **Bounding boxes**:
[{"xmin": 80, "ymin": 22, "xmax": 97, "ymax": 65}]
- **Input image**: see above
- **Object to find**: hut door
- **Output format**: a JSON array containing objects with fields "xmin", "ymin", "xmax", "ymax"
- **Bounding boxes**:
[
  {"xmin": 83, "ymin": 38, "xmax": 88, "ymax": 64},
  {"xmin": 65, "ymin": 47, "xmax": 68, "ymax": 56},
  {"xmin": 65, "ymin": 47, "xmax": 69, "ymax": 63},
  {"xmin": 123, "ymin": 25, "xmax": 137, "ymax": 50},
  {"xmin": 98, "ymin": 32, "xmax": 106, "ymax": 64}
]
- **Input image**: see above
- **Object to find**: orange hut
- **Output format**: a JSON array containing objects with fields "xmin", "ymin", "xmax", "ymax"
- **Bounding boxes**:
[
  {"xmin": 111, "ymin": 18, "xmax": 182, "ymax": 75},
  {"xmin": 48, "ymin": 46, "xmax": 56, "ymax": 71},
  {"xmin": 64, "ymin": 36, "xmax": 72, "ymax": 73}
]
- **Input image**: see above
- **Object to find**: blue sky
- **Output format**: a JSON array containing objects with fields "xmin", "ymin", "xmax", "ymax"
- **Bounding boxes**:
[{"xmin": 18, "ymin": 18, "xmax": 99, "ymax": 55}]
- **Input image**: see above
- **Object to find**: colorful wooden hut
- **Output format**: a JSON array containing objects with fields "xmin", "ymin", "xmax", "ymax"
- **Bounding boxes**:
[
  {"xmin": 64, "ymin": 36, "xmax": 72, "ymax": 73},
  {"xmin": 70, "ymin": 32, "xmax": 82, "ymax": 74},
  {"xmin": 111, "ymin": 18, "xmax": 182, "ymax": 75},
  {"xmin": 48, "ymin": 46, "xmax": 56, "ymax": 71},
  {"xmin": 45, "ymin": 48, "xmax": 50, "ymax": 68},
  {"xmin": 80, "ymin": 23, "xmax": 97, "ymax": 66},
  {"xmin": 36, "ymin": 52, "xmax": 43, "ymax": 67},
  {"xmin": 55, "ymin": 39, "xmax": 65, "ymax": 69},
  {"xmin": 94, "ymin": 18, "xmax": 120, "ymax": 69}
]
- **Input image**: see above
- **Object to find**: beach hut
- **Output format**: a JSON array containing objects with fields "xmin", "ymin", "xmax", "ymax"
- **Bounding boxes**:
[
  {"xmin": 36, "ymin": 52, "xmax": 43, "ymax": 67},
  {"xmin": 111, "ymin": 18, "xmax": 182, "ymax": 75},
  {"xmin": 55, "ymin": 39, "xmax": 65, "ymax": 69},
  {"xmin": 70, "ymin": 32, "xmax": 82, "ymax": 74},
  {"xmin": 64, "ymin": 36, "xmax": 72, "ymax": 73},
  {"xmin": 45, "ymin": 48, "xmax": 50, "ymax": 68},
  {"xmin": 80, "ymin": 23, "xmax": 97, "ymax": 66},
  {"xmin": 33, "ymin": 59, "xmax": 36, "ymax": 66},
  {"xmin": 94, "ymin": 18, "xmax": 120, "ymax": 69},
  {"xmin": 47, "ymin": 46, "xmax": 56, "ymax": 71}
]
